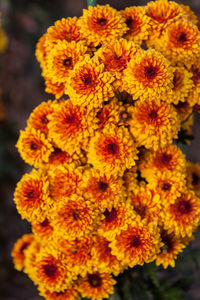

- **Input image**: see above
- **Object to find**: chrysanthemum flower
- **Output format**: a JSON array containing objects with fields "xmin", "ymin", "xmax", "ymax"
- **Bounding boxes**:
[
  {"xmin": 40, "ymin": 286, "xmax": 80, "ymax": 300},
  {"xmin": 98, "ymin": 202, "xmax": 134, "ymax": 241},
  {"xmin": 174, "ymin": 100, "xmax": 193, "ymax": 122},
  {"xmin": 16, "ymin": 127, "xmax": 53, "ymax": 167},
  {"xmin": 120, "ymin": 6, "xmax": 151, "ymax": 44},
  {"xmin": 110, "ymin": 222, "xmax": 161, "ymax": 267},
  {"xmin": 66, "ymin": 57, "xmax": 114, "ymax": 108},
  {"xmin": 48, "ymin": 100, "xmax": 97, "ymax": 154},
  {"xmin": 88, "ymin": 125, "xmax": 138, "ymax": 177},
  {"xmin": 123, "ymin": 166, "xmax": 138, "ymax": 192},
  {"xmin": 78, "ymin": 5, "xmax": 128, "ymax": 47},
  {"xmin": 128, "ymin": 98, "xmax": 180, "ymax": 150},
  {"xmin": 35, "ymin": 33, "xmax": 47, "ymax": 68},
  {"xmin": 80, "ymin": 167, "xmax": 126, "ymax": 211},
  {"xmin": 95, "ymin": 39, "xmax": 139, "ymax": 90},
  {"xmin": 58, "ymin": 236, "xmax": 94, "ymax": 276},
  {"xmin": 139, "ymin": 145, "xmax": 186, "ymax": 181},
  {"xmin": 12, "ymin": 234, "xmax": 34, "ymax": 271},
  {"xmin": 48, "ymin": 165, "xmax": 83, "ymax": 202},
  {"xmin": 145, "ymin": 0, "xmax": 185, "ymax": 38},
  {"xmin": 51, "ymin": 194, "xmax": 98, "ymax": 241},
  {"xmin": 27, "ymin": 100, "xmax": 54, "ymax": 136},
  {"xmin": 123, "ymin": 49, "xmax": 174, "ymax": 101},
  {"xmin": 32, "ymin": 218, "xmax": 54, "ymax": 241},
  {"xmin": 180, "ymin": 4, "xmax": 198, "ymax": 25},
  {"xmin": 157, "ymin": 20, "xmax": 200, "ymax": 67},
  {"xmin": 163, "ymin": 191, "xmax": 200, "ymax": 238},
  {"xmin": 43, "ymin": 41, "xmax": 88, "ymax": 84},
  {"xmin": 156, "ymin": 230, "xmax": 186, "ymax": 269},
  {"xmin": 45, "ymin": 17, "xmax": 84, "ymax": 51},
  {"xmin": 169, "ymin": 66, "xmax": 194, "ymax": 105},
  {"xmin": 44, "ymin": 77, "xmax": 65, "ymax": 99},
  {"xmin": 23, "ymin": 240, "xmax": 41, "ymax": 282},
  {"xmin": 186, "ymin": 162, "xmax": 200, "ymax": 196},
  {"xmin": 78, "ymin": 272, "xmax": 116, "ymax": 300},
  {"xmin": 187, "ymin": 64, "xmax": 200, "ymax": 107},
  {"xmin": 91, "ymin": 236, "xmax": 122, "ymax": 276},
  {"xmin": 128, "ymin": 184, "xmax": 161, "ymax": 224},
  {"xmin": 35, "ymin": 250, "xmax": 72, "ymax": 292},
  {"xmin": 14, "ymin": 169, "xmax": 50, "ymax": 223}
]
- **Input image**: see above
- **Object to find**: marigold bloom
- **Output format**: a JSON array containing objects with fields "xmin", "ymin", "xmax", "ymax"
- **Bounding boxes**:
[
  {"xmin": 174, "ymin": 100, "xmax": 193, "ymax": 122},
  {"xmin": 78, "ymin": 272, "xmax": 116, "ymax": 300},
  {"xmin": 12, "ymin": 234, "xmax": 34, "ymax": 271},
  {"xmin": 156, "ymin": 230, "xmax": 186, "ymax": 269},
  {"xmin": 27, "ymin": 100, "xmax": 54, "ymax": 136},
  {"xmin": 78, "ymin": 5, "xmax": 127, "ymax": 46},
  {"xmin": 148, "ymin": 170, "xmax": 186, "ymax": 204},
  {"xmin": 16, "ymin": 127, "xmax": 53, "ymax": 167},
  {"xmin": 43, "ymin": 41, "xmax": 88, "ymax": 84},
  {"xmin": 157, "ymin": 20, "xmax": 200, "ymax": 67},
  {"xmin": 67, "ymin": 57, "xmax": 114, "ymax": 108},
  {"xmin": 48, "ymin": 100, "xmax": 97, "ymax": 154},
  {"xmin": 120, "ymin": 6, "xmax": 151, "ymax": 44},
  {"xmin": 23, "ymin": 240, "xmax": 41, "ymax": 282},
  {"xmin": 186, "ymin": 162, "xmax": 200, "ymax": 196},
  {"xmin": 110, "ymin": 222, "xmax": 161, "ymax": 267},
  {"xmin": 96, "ymin": 39, "xmax": 139, "ymax": 91},
  {"xmin": 163, "ymin": 191, "xmax": 200, "ymax": 238},
  {"xmin": 47, "ymin": 147, "xmax": 86, "ymax": 168},
  {"xmin": 128, "ymin": 184, "xmax": 161, "ymax": 224},
  {"xmin": 40, "ymin": 286, "xmax": 80, "ymax": 300},
  {"xmin": 45, "ymin": 17, "xmax": 84, "ymax": 51},
  {"xmin": 91, "ymin": 236, "xmax": 122, "ymax": 276},
  {"xmin": 170, "ymin": 66, "xmax": 194, "ymax": 105},
  {"xmin": 88, "ymin": 125, "xmax": 138, "ymax": 177},
  {"xmin": 51, "ymin": 194, "xmax": 98, "ymax": 241},
  {"xmin": 98, "ymin": 202, "xmax": 134, "ymax": 241},
  {"xmin": 139, "ymin": 145, "xmax": 186, "ymax": 180},
  {"xmin": 128, "ymin": 98, "xmax": 180, "ymax": 150},
  {"xmin": 14, "ymin": 169, "xmax": 50, "ymax": 223},
  {"xmin": 32, "ymin": 218, "xmax": 54, "ymax": 241},
  {"xmin": 81, "ymin": 167, "xmax": 126, "ymax": 210},
  {"xmin": 35, "ymin": 251, "xmax": 72, "ymax": 292},
  {"xmin": 123, "ymin": 49, "xmax": 174, "ymax": 101},
  {"xmin": 180, "ymin": 4, "xmax": 198, "ymax": 25},
  {"xmin": 187, "ymin": 64, "xmax": 200, "ymax": 107},
  {"xmin": 58, "ymin": 236, "xmax": 94, "ymax": 276},
  {"xmin": 35, "ymin": 33, "xmax": 47, "ymax": 67}
]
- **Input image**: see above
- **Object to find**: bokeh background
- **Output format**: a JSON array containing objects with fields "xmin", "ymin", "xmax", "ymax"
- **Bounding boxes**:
[{"xmin": 0, "ymin": 0, "xmax": 200, "ymax": 299}]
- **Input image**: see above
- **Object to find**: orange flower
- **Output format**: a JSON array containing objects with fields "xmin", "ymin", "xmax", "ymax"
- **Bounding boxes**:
[
  {"xmin": 14, "ymin": 169, "xmax": 50, "ymax": 223},
  {"xmin": 163, "ymin": 191, "xmax": 200, "ymax": 238},
  {"xmin": 23, "ymin": 240, "xmax": 41, "ymax": 282},
  {"xmin": 123, "ymin": 49, "xmax": 174, "ymax": 101},
  {"xmin": 80, "ymin": 167, "xmax": 126, "ymax": 210},
  {"xmin": 78, "ymin": 5, "xmax": 127, "ymax": 46},
  {"xmin": 157, "ymin": 20, "xmax": 200, "ymax": 67},
  {"xmin": 32, "ymin": 218, "xmax": 54, "ymax": 241},
  {"xmin": 128, "ymin": 98, "xmax": 180, "ymax": 150},
  {"xmin": 156, "ymin": 230, "xmax": 186, "ymax": 269},
  {"xmin": 186, "ymin": 162, "xmax": 200, "ymax": 196},
  {"xmin": 44, "ymin": 77, "xmax": 65, "ymax": 99},
  {"xmin": 27, "ymin": 100, "xmax": 54, "ymax": 136},
  {"xmin": 12, "ymin": 234, "xmax": 34, "ymax": 271},
  {"xmin": 40, "ymin": 286, "xmax": 80, "ymax": 300},
  {"xmin": 78, "ymin": 272, "xmax": 116, "ymax": 300},
  {"xmin": 110, "ymin": 222, "xmax": 161, "ymax": 268},
  {"xmin": 88, "ymin": 125, "xmax": 138, "ymax": 177},
  {"xmin": 67, "ymin": 56, "xmax": 114, "ymax": 108},
  {"xmin": 187, "ymin": 64, "xmax": 200, "ymax": 107},
  {"xmin": 45, "ymin": 17, "xmax": 84, "ymax": 51},
  {"xmin": 121, "ymin": 6, "xmax": 151, "ymax": 44},
  {"xmin": 16, "ymin": 127, "xmax": 53, "ymax": 167},
  {"xmin": 35, "ymin": 33, "xmax": 47, "ymax": 67},
  {"xmin": 95, "ymin": 39, "xmax": 139, "ymax": 90},
  {"xmin": 48, "ymin": 100, "xmax": 97, "ymax": 154},
  {"xmin": 43, "ymin": 41, "xmax": 88, "ymax": 84}
]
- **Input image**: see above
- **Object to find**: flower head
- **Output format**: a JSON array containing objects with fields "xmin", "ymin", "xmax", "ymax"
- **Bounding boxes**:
[
  {"xmin": 40, "ymin": 286, "xmax": 80, "ymax": 300},
  {"xmin": 12, "ymin": 234, "xmax": 34, "ymax": 271},
  {"xmin": 186, "ymin": 162, "xmax": 200, "ymax": 196}
]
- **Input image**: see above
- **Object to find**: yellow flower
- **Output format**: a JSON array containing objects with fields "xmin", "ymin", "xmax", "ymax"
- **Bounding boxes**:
[
  {"xmin": 32, "ymin": 218, "xmax": 54, "ymax": 242},
  {"xmin": 120, "ymin": 6, "xmax": 151, "ymax": 44},
  {"xmin": 35, "ymin": 33, "xmax": 47, "ymax": 68},
  {"xmin": 88, "ymin": 125, "xmax": 138, "ymax": 177},
  {"xmin": 186, "ymin": 162, "xmax": 200, "ymax": 196},
  {"xmin": 187, "ymin": 64, "xmax": 200, "ymax": 107},
  {"xmin": 66, "ymin": 56, "xmax": 115, "ymax": 108},
  {"xmin": 128, "ymin": 98, "xmax": 180, "ymax": 150},
  {"xmin": 44, "ymin": 77, "xmax": 65, "ymax": 99},
  {"xmin": 78, "ymin": 5, "xmax": 127, "ymax": 46},
  {"xmin": 16, "ymin": 127, "xmax": 53, "ymax": 167},
  {"xmin": 48, "ymin": 100, "xmax": 97, "ymax": 155},
  {"xmin": 39, "ymin": 286, "xmax": 81, "ymax": 300},
  {"xmin": 123, "ymin": 49, "xmax": 174, "ymax": 101}
]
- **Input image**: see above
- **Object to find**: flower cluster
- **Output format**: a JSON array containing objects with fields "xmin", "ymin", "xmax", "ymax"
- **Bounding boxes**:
[{"xmin": 12, "ymin": 1, "xmax": 200, "ymax": 299}]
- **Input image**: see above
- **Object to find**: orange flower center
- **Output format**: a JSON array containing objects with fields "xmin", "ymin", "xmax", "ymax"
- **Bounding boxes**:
[
  {"xmin": 63, "ymin": 57, "xmax": 72, "ymax": 67},
  {"xmin": 97, "ymin": 18, "xmax": 107, "ymax": 26},
  {"xmin": 106, "ymin": 142, "xmax": 119, "ymax": 155},
  {"xmin": 148, "ymin": 109, "xmax": 158, "ymax": 120},
  {"xmin": 30, "ymin": 142, "xmax": 38, "ymax": 150},
  {"xmin": 20, "ymin": 242, "xmax": 29, "ymax": 254},
  {"xmin": 135, "ymin": 205, "xmax": 146, "ymax": 219},
  {"xmin": 104, "ymin": 208, "xmax": 117, "ymax": 222},
  {"xmin": 131, "ymin": 235, "xmax": 141, "ymax": 248},
  {"xmin": 98, "ymin": 181, "xmax": 109, "ymax": 192},
  {"xmin": 44, "ymin": 264, "xmax": 58, "ymax": 278},
  {"xmin": 192, "ymin": 172, "xmax": 199, "ymax": 186},
  {"xmin": 161, "ymin": 233, "xmax": 173, "ymax": 252},
  {"xmin": 160, "ymin": 153, "xmax": 172, "ymax": 166},
  {"xmin": 177, "ymin": 200, "xmax": 192, "ymax": 214},
  {"xmin": 162, "ymin": 182, "xmax": 172, "ymax": 191},
  {"xmin": 144, "ymin": 65, "xmax": 159, "ymax": 80}
]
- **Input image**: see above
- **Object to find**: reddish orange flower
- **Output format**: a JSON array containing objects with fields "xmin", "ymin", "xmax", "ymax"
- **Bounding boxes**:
[
  {"xmin": 40, "ymin": 286, "xmax": 80, "ymax": 300},
  {"xmin": 12, "ymin": 234, "xmax": 34, "ymax": 271},
  {"xmin": 32, "ymin": 218, "xmax": 54, "ymax": 241}
]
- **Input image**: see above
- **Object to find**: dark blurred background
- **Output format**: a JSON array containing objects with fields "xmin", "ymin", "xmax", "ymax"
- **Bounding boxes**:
[{"xmin": 0, "ymin": 0, "xmax": 200, "ymax": 299}]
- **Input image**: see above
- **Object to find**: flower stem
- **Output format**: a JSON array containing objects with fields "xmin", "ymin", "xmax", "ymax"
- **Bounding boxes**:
[{"xmin": 87, "ymin": 0, "xmax": 97, "ymax": 7}]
